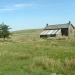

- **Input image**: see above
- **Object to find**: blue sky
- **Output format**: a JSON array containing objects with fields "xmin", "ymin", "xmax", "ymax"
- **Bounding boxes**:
[{"xmin": 0, "ymin": 0, "xmax": 75, "ymax": 31}]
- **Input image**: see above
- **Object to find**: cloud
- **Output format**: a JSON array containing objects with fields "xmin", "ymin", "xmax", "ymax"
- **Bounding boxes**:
[
  {"xmin": 0, "ymin": 8, "xmax": 15, "ymax": 11},
  {"xmin": 14, "ymin": 3, "xmax": 33, "ymax": 8},
  {"xmin": 0, "ymin": 3, "xmax": 33, "ymax": 12}
]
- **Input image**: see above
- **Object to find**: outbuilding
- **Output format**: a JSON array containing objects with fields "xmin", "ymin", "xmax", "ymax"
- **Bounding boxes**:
[{"xmin": 40, "ymin": 21, "xmax": 74, "ymax": 38}]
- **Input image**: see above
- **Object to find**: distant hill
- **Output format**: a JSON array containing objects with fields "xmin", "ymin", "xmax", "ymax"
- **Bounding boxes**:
[{"xmin": 13, "ymin": 29, "xmax": 43, "ymax": 34}]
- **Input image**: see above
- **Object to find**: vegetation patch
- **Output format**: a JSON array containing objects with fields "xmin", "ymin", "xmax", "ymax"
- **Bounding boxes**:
[{"xmin": 0, "ymin": 29, "xmax": 75, "ymax": 75}]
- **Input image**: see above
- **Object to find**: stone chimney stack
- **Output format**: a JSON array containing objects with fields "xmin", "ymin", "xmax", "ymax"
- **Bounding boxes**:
[
  {"xmin": 69, "ymin": 21, "xmax": 71, "ymax": 25},
  {"xmin": 46, "ymin": 24, "xmax": 48, "ymax": 27}
]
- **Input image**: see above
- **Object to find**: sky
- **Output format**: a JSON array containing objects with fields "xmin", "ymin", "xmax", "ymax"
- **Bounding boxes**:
[{"xmin": 0, "ymin": 0, "xmax": 75, "ymax": 31}]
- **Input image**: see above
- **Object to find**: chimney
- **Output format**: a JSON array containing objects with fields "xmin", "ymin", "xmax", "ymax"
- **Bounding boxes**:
[
  {"xmin": 46, "ymin": 24, "xmax": 48, "ymax": 27},
  {"xmin": 69, "ymin": 21, "xmax": 71, "ymax": 25}
]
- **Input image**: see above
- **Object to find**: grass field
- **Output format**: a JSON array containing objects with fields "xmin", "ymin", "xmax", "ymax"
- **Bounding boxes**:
[{"xmin": 0, "ymin": 29, "xmax": 75, "ymax": 75}]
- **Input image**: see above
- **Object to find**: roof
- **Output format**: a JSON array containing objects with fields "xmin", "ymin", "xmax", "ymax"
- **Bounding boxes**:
[
  {"xmin": 44, "ymin": 22, "xmax": 74, "ymax": 30},
  {"xmin": 40, "ymin": 29, "xmax": 61, "ymax": 35}
]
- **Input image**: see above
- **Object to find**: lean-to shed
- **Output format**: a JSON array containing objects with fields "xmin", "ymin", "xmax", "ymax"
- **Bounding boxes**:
[{"xmin": 40, "ymin": 21, "xmax": 74, "ymax": 38}]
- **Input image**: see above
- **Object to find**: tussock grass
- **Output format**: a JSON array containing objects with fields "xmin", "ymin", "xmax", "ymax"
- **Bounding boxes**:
[{"xmin": 0, "ymin": 29, "xmax": 75, "ymax": 75}]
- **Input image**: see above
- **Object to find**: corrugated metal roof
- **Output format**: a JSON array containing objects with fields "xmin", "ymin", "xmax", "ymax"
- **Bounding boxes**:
[
  {"xmin": 56, "ymin": 29, "xmax": 61, "ymax": 34},
  {"xmin": 45, "ymin": 22, "xmax": 74, "ymax": 30},
  {"xmin": 47, "ymin": 30, "xmax": 54, "ymax": 35},
  {"xmin": 51, "ymin": 30, "xmax": 58, "ymax": 34},
  {"xmin": 40, "ymin": 29, "xmax": 61, "ymax": 35},
  {"xmin": 40, "ymin": 30, "xmax": 49, "ymax": 35}
]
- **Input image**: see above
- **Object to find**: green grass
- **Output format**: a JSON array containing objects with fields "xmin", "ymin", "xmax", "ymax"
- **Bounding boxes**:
[{"xmin": 0, "ymin": 29, "xmax": 75, "ymax": 75}]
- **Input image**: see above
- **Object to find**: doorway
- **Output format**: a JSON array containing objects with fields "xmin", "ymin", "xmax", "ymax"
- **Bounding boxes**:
[{"xmin": 61, "ymin": 28, "xmax": 68, "ymax": 36}]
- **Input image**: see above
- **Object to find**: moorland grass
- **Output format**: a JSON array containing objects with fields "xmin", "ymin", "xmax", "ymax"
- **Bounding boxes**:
[{"xmin": 0, "ymin": 29, "xmax": 75, "ymax": 75}]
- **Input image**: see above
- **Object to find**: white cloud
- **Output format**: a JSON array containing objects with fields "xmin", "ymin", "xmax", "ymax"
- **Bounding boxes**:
[
  {"xmin": 0, "ymin": 3, "xmax": 33, "ymax": 12},
  {"xmin": 0, "ymin": 8, "xmax": 15, "ymax": 11},
  {"xmin": 14, "ymin": 3, "xmax": 33, "ymax": 8}
]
